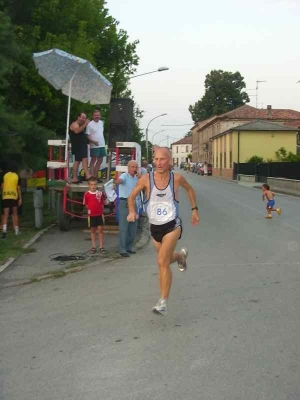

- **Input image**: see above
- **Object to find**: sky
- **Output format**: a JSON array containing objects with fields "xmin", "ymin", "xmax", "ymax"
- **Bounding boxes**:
[{"xmin": 107, "ymin": 0, "xmax": 300, "ymax": 146}]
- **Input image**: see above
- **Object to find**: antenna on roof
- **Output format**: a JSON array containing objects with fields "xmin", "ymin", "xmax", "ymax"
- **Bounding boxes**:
[{"xmin": 256, "ymin": 80, "xmax": 267, "ymax": 109}]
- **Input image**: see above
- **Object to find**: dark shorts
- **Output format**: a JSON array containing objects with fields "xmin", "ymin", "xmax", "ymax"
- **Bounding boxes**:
[
  {"xmin": 150, "ymin": 217, "xmax": 182, "ymax": 243},
  {"xmin": 90, "ymin": 147, "xmax": 106, "ymax": 158},
  {"xmin": 267, "ymin": 199, "xmax": 275, "ymax": 209},
  {"xmin": 2, "ymin": 199, "xmax": 18, "ymax": 209},
  {"xmin": 72, "ymin": 144, "xmax": 88, "ymax": 162},
  {"xmin": 89, "ymin": 215, "xmax": 104, "ymax": 228}
]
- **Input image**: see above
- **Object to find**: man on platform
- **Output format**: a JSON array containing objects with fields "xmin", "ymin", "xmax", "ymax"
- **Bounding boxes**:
[
  {"xmin": 86, "ymin": 110, "xmax": 106, "ymax": 180},
  {"xmin": 69, "ymin": 112, "xmax": 91, "ymax": 183}
]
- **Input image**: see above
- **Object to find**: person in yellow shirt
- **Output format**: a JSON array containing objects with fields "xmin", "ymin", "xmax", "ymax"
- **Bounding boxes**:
[{"xmin": 1, "ymin": 162, "xmax": 22, "ymax": 239}]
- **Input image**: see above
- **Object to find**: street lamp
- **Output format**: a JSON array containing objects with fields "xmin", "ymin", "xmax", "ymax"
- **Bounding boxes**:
[
  {"xmin": 158, "ymin": 137, "xmax": 168, "ymax": 145},
  {"xmin": 151, "ymin": 130, "xmax": 166, "ymax": 145},
  {"xmin": 146, "ymin": 114, "xmax": 167, "ymax": 161},
  {"xmin": 115, "ymin": 67, "xmax": 169, "ymax": 97}
]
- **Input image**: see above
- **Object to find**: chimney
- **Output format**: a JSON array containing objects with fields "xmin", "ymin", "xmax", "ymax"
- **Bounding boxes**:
[{"xmin": 267, "ymin": 105, "xmax": 272, "ymax": 116}]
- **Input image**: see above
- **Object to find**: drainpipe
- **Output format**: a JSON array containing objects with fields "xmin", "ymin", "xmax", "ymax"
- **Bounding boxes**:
[{"xmin": 237, "ymin": 131, "xmax": 240, "ymax": 180}]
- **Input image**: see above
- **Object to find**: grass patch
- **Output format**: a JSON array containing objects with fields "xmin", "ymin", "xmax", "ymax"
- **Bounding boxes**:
[
  {"xmin": 65, "ymin": 261, "xmax": 86, "ymax": 270},
  {"xmin": 0, "ymin": 191, "xmax": 56, "ymax": 265},
  {"xmin": 52, "ymin": 270, "xmax": 66, "ymax": 279}
]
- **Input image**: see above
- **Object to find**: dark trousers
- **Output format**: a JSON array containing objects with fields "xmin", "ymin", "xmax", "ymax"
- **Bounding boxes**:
[{"xmin": 118, "ymin": 200, "xmax": 137, "ymax": 254}]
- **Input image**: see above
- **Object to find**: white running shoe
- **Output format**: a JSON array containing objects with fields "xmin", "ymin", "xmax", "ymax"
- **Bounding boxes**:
[
  {"xmin": 152, "ymin": 299, "xmax": 168, "ymax": 316},
  {"xmin": 178, "ymin": 247, "xmax": 188, "ymax": 272}
]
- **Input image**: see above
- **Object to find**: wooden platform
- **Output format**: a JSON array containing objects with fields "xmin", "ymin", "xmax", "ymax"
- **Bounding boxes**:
[{"xmin": 47, "ymin": 180, "xmax": 106, "ymax": 192}]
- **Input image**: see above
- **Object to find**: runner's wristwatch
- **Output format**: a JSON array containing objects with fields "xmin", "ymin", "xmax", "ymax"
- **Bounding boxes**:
[{"xmin": 191, "ymin": 206, "xmax": 198, "ymax": 211}]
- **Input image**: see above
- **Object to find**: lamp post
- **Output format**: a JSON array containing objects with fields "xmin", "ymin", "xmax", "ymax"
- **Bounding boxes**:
[
  {"xmin": 151, "ymin": 129, "xmax": 166, "ymax": 144},
  {"xmin": 158, "ymin": 136, "xmax": 169, "ymax": 146},
  {"xmin": 146, "ymin": 114, "xmax": 167, "ymax": 161},
  {"xmin": 115, "ymin": 67, "xmax": 169, "ymax": 97}
]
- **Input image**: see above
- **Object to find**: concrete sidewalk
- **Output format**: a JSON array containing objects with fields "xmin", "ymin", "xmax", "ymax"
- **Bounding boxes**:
[{"xmin": 0, "ymin": 217, "xmax": 149, "ymax": 288}]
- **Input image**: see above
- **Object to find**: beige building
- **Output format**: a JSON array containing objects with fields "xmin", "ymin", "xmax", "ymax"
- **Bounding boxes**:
[
  {"xmin": 211, "ymin": 120, "xmax": 298, "ymax": 179},
  {"xmin": 171, "ymin": 137, "xmax": 192, "ymax": 166},
  {"xmin": 191, "ymin": 105, "xmax": 300, "ymax": 164}
]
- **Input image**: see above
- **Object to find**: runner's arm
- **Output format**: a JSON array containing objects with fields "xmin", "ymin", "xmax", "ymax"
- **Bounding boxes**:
[
  {"xmin": 178, "ymin": 175, "xmax": 200, "ymax": 226},
  {"xmin": 127, "ymin": 176, "xmax": 147, "ymax": 217}
]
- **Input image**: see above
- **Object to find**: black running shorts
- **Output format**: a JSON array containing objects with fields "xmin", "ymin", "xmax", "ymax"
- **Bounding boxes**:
[{"xmin": 150, "ymin": 217, "xmax": 182, "ymax": 243}]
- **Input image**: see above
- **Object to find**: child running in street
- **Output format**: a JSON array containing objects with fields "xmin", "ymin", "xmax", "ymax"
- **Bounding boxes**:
[
  {"xmin": 83, "ymin": 176, "xmax": 107, "ymax": 254},
  {"xmin": 262, "ymin": 183, "xmax": 281, "ymax": 219}
]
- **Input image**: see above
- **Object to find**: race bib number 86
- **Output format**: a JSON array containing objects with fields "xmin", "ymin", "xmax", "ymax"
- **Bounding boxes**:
[{"xmin": 151, "ymin": 203, "xmax": 171, "ymax": 221}]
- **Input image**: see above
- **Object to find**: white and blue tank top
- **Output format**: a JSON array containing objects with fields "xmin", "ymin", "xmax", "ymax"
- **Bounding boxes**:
[{"xmin": 144, "ymin": 172, "xmax": 179, "ymax": 225}]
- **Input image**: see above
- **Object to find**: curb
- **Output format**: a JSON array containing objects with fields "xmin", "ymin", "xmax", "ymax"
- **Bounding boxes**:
[
  {"xmin": 0, "ymin": 224, "xmax": 55, "ymax": 275},
  {"xmin": 0, "ymin": 222, "xmax": 150, "ymax": 290}
]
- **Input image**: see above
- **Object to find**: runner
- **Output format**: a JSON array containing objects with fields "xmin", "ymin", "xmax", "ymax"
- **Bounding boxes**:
[{"xmin": 127, "ymin": 147, "xmax": 200, "ymax": 316}]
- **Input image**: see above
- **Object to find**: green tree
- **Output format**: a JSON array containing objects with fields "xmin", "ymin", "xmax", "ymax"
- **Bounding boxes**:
[
  {"xmin": 246, "ymin": 155, "xmax": 264, "ymax": 163},
  {"xmin": 1, "ymin": 0, "xmax": 140, "ymax": 168},
  {"xmin": 185, "ymin": 131, "xmax": 192, "ymax": 137},
  {"xmin": 275, "ymin": 147, "xmax": 300, "ymax": 162},
  {"xmin": 0, "ymin": 11, "xmax": 52, "ymax": 169},
  {"xmin": 3, "ymin": 0, "xmax": 139, "ymax": 136},
  {"xmin": 189, "ymin": 70, "xmax": 250, "ymax": 122}
]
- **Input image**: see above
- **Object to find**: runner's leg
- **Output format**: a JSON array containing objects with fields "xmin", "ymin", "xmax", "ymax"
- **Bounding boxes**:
[{"xmin": 154, "ymin": 227, "xmax": 181, "ymax": 299}]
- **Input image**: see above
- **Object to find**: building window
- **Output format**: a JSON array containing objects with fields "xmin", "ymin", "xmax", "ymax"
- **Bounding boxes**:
[
  {"xmin": 229, "ymin": 151, "xmax": 232, "ymax": 168},
  {"xmin": 176, "ymin": 146, "xmax": 178, "ymax": 153},
  {"xmin": 220, "ymin": 153, "xmax": 223, "ymax": 169},
  {"xmin": 224, "ymin": 152, "xmax": 226, "ymax": 169},
  {"xmin": 216, "ymin": 155, "xmax": 218, "ymax": 168},
  {"xmin": 186, "ymin": 145, "xmax": 188, "ymax": 152}
]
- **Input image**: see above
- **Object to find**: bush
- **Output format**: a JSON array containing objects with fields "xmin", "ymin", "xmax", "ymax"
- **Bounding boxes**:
[
  {"xmin": 246, "ymin": 155, "xmax": 264, "ymax": 163},
  {"xmin": 275, "ymin": 147, "xmax": 300, "ymax": 162}
]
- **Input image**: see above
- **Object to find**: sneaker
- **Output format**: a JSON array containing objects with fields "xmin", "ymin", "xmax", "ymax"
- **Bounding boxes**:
[
  {"xmin": 15, "ymin": 231, "xmax": 21, "ymax": 236},
  {"xmin": 2, "ymin": 232, "xmax": 6, "ymax": 239},
  {"xmin": 178, "ymin": 247, "xmax": 188, "ymax": 272},
  {"xmin": 277, "ymin": 208, "xmax": 281, "ymax": 216},
  {"xmin": 152, "ymin": 299, "xmax": 168, "ymax": 316},
  {"xmin": 265, "ymin": 215, "xmax": 272, "ymax": 219}
]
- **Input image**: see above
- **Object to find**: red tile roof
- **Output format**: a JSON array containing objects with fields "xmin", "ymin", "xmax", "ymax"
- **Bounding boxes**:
[
  {"xmin": 192, "ymin": 105, "xmax": 300, "ymax": 131},
  {"xmin": 220, "ymin": 105, "xmax": 300, "ymax": 121},
  {"xmin": 171, "ymin": 136, "xmax": 192, "ymax": 145}
]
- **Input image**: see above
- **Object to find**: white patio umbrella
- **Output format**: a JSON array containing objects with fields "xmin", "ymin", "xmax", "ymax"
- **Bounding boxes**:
[{"xmin": 33, "ymin": 48, "xmax": 112, "ymax": 162}]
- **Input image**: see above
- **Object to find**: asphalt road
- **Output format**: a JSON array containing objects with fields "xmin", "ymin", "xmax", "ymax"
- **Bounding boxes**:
[{"xmin": 1, "ymin": 173, "xmax": 300, "ymax": 400}]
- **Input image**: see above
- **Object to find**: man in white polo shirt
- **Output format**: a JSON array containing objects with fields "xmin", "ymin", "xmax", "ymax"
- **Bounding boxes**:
[{"xmin": 86, "ymin": 109, "xmax": 106, "ymax": 179}]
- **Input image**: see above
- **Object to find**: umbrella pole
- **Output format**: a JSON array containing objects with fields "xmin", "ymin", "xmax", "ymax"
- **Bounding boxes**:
[
  {"xmin": 65, "ymin": 64, "xmax": 82, "ymax": 178},
  {"xmin": 65, "ymin": 81, "xmax": 72, "ymax": 175}
]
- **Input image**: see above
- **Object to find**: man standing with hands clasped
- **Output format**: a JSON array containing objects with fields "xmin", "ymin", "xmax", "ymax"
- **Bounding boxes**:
[
  {"xmin": 127, "ymin": 147, "xmax": 200, "ymax": 316},
  {"xmin": 114, "ymin": 160, "xmax": 141, "ymax": 257}
]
